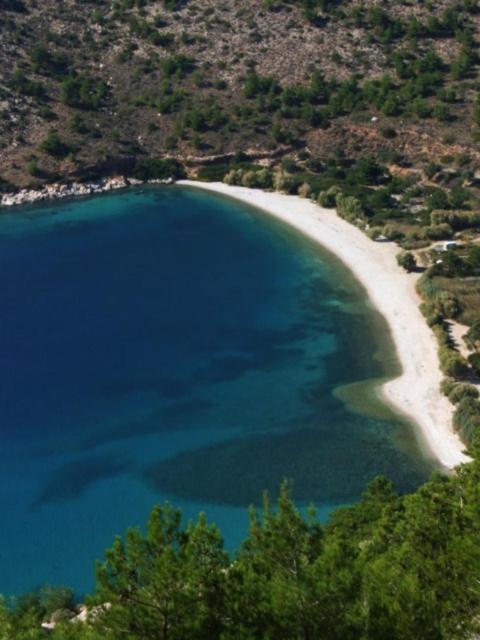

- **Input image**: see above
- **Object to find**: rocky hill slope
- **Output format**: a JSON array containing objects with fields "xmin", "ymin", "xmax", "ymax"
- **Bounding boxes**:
[{"xmin": 1, "ymin": 0, "xmax": 480, "ymax": 188}]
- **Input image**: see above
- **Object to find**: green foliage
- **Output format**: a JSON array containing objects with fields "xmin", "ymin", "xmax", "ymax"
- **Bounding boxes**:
[
  {"xmin": 317, "ymin": 185, "xmax": 341, "ymax": 208},
  {"xmin": 132, "ymin": 157, "xmax": 185, "ymax": 180},
  {"xmin": 448, "ymin": 383, "xmax": 479, "ymax": 404},
  {"xmin": 40, "ymin": 129, "xmax": 71, "ymax": 158},
  {"xmin": 431, "ymin": 210, "xmax": 480, "ymax": 230},
  {"xmin": 223, "ymin": 167, "xmax": 273, "ymax": 189},
  {"xmin": 466, "ymin": 320, "xmax": 480, "ymax": 349},
  {"xmin": 427, "ymin": 188, "xmax": 449, "ymax": 210},
  {"xmin": 335, "ymin": 193, "xmax": 364, "ymax": 222},
  {"xmin": 453, "ymin": 397, "xmax": 480, "ymax": 443},
  {"xmin": 437, "ymin": 290, "xmax": 461, "ymax": 319},
  {"xmin": 61, "ymin": 76, "xmax": 108, "ymax": 110},
  {"xmin": 95, "ymin": 504, "xmax": 228, "ymax": 639},
  {"xmin": 10, "ymin": 69, "xmax": 46, "ymax": 99},
  {"xmin": 9, "ymin": 469, "xmax": 480, "ymax": 638},
  {"xmin": 161, "ymin": 54, "xmax": 195, "ymax": 78},
  {"xmin": 423, "ymin": 224, "xmax": 453, "ymax": 240},
  {"xmin": 438, "ymin": 346, "xmax": 470, "ymax": 379},
  {"xmin": 440, "ymin": 377, "xmax": 457, "ymax": 397},
  {"xmin": 183, "ymin": 107, "xmax": 228, "ymax": 132},
  {"xmin": 244, "ymin": 73, "xmax": 280, "ymax": 99},
  {"xmin": 468, "ymin": 352, "xmax": 480, "ymax": 375},
  {"xmin": 348, "ymin": 156, "xmax": 386, "ymax": 186},
  {"xmin": 29, "ymin": 43, "xmax": 69, "ymax": 76},
  {"xmin": 27, "ymin": 159, "xmax": 41, "ymax": 177},
  {"xmin": 396, "ymin": 251, "xmax": 416, "ymax": 272}
]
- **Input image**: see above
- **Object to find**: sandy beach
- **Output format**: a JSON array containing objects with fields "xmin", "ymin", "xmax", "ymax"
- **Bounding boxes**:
[{"xmin": 179, "ymin": 180, "xmax": 469, "ymax": 469}]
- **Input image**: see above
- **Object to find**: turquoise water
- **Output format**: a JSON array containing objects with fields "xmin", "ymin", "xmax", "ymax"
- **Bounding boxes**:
[{"xmin": 0, "ymin": 186, "xmax": 435, "ymax": 596}]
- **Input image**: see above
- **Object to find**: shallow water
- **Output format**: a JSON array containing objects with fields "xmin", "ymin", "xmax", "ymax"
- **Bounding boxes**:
[{"xmin": 0, "ymin": 185, "xmax": 436, "ymax": 596}]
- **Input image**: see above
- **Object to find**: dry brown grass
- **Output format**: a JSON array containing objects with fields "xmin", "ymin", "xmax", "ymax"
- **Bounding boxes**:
[{"xmin": 435, "ymin": 277, "xmax": 480, "ymax": 325}]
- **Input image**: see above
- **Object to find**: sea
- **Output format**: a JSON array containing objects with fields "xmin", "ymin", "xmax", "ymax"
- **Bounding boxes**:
[{"xmin": 0, "ymin": 185, "xmax": 436, "ymax": 596}]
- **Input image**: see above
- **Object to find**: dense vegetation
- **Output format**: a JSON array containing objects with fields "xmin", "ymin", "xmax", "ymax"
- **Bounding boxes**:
[{"xmin": 4, "ymin": 455, "xmax": 480, "ymax": 639}]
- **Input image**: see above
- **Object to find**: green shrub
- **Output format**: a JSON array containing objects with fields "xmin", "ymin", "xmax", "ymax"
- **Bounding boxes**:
[
  {"xmin": 27, "ymin": 159, "xmax": 41, "ymax": 177},
  {"xmin": 132, "ymin": 158, "xmax": 185, "ymax": 181},
  {"xmin": 242, "ymin": 169, "xmax": 273, "ymax": 189},
  {"xmin": 440, "ymin": 377, "xmax": 457, "ymax": 396},
  {"xmin": 453, "ymin": 397, "xmax": 480, "ymax": 444},
  {"xmin": 61, "ymin": 75, "xmax": 108, "ymax": 110},
  {"xmin": 40, "ymin": 129, "xmax": 71, "ymax": 158},
  {"xmin": 397, "ymin": 251, "xmax": 416, "ymax": 272},
  {"xmin": 438, "ymin": 347, "xmax": 470, "ymax": 379},
  {"xmin": 399, "ymin": 237, "xmax": 431, "ymax": 250},
  {"xmin": 466, "ymin": 321, "xmax": 480, "ymax": 350},
  {"xmin": 366, "ymin": 226, "xmax": 385, "ymax": 240},
  {"xmin": 335, "ymin": 193, "xmax": 365, "ymax": 222},
  {"xmin": 420, "ymin": 302, "xmax": 443, "ymax": 327},
  {"xmin": 424, "ymin": 224, "xmax": 453, "ymax": 240},
  {"xmin": 382, "ymin": 224, "xmax": 405, "ymax": 241},
  {"xmin": 431, "ymin": 210, "xmax": 480, "ymax": 230},
  {"xmin": 468, "ymin": 352, "xmax": 480, "ymax": 375},
  {"xmin": 437, "ymin": 291, "xmax": 461, "ymax": 319},
  {"xmin": 317, "ymin": 186, "xmax": 341, "ymax": 208},
  {"xmin": 448, "ymin": 383, "xmax": 479, "ymax": 404},
  {"xmin": 433, "ymin": 324, "xmax": 451, "ymax": 348},
  {"xmin": 224, "ymin": 167, "xmax": 273, "ymax": 189}
]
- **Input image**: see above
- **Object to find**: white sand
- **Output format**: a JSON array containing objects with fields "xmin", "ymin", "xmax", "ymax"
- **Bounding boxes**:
[{"xmin": 179, "ymin": 180, "xmax": 470, "ymax": 469}]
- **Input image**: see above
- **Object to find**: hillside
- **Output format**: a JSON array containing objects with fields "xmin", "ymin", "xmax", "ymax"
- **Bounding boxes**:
[{"xmin": 1, "ymin": 0, "xmax": 480, "ymax": 189}]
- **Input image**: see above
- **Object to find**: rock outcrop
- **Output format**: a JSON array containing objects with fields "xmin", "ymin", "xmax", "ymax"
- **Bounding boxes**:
[{"xmin": 0, "ymin": 176, "xmax": 174, "ymax": 208}]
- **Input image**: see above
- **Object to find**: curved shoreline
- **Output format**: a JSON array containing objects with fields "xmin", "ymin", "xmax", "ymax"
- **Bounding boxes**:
[{"xmin": 178, "ymin": 180, "xmax": 469, "ymax": 469}]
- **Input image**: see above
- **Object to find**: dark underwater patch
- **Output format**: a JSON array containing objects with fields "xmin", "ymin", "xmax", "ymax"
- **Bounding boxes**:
[
  {"xmin": 76, "ymin": 398, "xmax": 212, "ymax": 451},
  {"xmin": 32, "ymin": 453, "xmax": 132, "ymax": 508},
  {"xmin": 144, "ymin": 418, "xmax": 430, "ymax": 508}
]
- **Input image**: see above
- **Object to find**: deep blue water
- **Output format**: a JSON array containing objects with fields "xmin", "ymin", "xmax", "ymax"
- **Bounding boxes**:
[{"xmin": 0, "ymin": 186, "xmax": 435, "ymax": 596}]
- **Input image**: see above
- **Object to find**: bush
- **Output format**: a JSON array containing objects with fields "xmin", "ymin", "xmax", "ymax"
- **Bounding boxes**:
[
  {"xmin": 224, "ymin": 168, "xmax": 242, "ymax": 186},
  {"xmin": 241, "ymin": 170, "xmax": 260, "ymax": 188},
  {"xmin": 440, "ymin": 377, "xmax": 457, "ymax": 396},
  {"xmin": 466, "ymin": 321, "xmax": 480, "ymax": 350},
  {"xmin": 61, "ymin": 75, "xmax": 108, "ymax": 110},
  {"xmin": 297, "ymin": 182, "xmax": 312, "ymax": 198},
  {"xmin": 224, "ymin": 167, "xmax": 273, "ymax": 189},
  {"xmin": 382, "ymin": 224, "xmax": 405, "ymax": 241},
  {"xmin": 40, "ymin": 129, "xmax": 70, "ymax": 158},
  {"xmin": 437, "ymin": 291, "xmax": 461, "ymax": 319},
  {"xmin": 132, "ymin": 158, "xmax": 185, "ymax": 181},
  {"xmin": 317, "ymin": 186, "xmax": 341, "ymax": 208},
  {"xmin": 420, "ymin": 302, "xmax": 442, "ymax": 327},
  {"xmin": 242, "ymin": 169, "xmax": 273, "ymax": 189},
  {"xmin": 433, "ymin": 323, "xmax": 451, "ymax": 348},
  {"xmin": 448, "ymin": 383, "xmax": 479, "ymax": 404},
  {"xmin": 468, "ymin": 352, "xmax": 480, "ymax": 375},
  {"xmin": 431, "ymin": 210, "xmax": 480, "ymax": 230},
  {"xmin": 438, "ymin": 347, "xmax": 470, "ymax": 379},
  {"xmin": 424, "ymin": 224, "xmax": 453, "ymax": 240},
  {"xmin": 272, "ymin": 171, "xmax": 298, "ymax": 194},
  {"xmin": 335, "ymin": 193, "xmax": 364, "ymax": 222},
  {"xmin": 27, "ymin": 159, "xmax": 41, "ymax": 177},
  {"xmin": 366, "ymin": 226, "xmax": 385, "ymax": 240},
  {"xmin": 453, "ymin": 397, "xmax": 480, "ymax": 444},
  {"xmin": 397, "ymin": 251, "xmax": 416, "ymax": 272}
]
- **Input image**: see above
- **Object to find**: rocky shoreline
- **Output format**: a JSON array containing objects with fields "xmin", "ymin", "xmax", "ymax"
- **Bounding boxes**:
[{"xmin": 0, "ymin": 176, "xmax": 174, "ymax": 208}]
